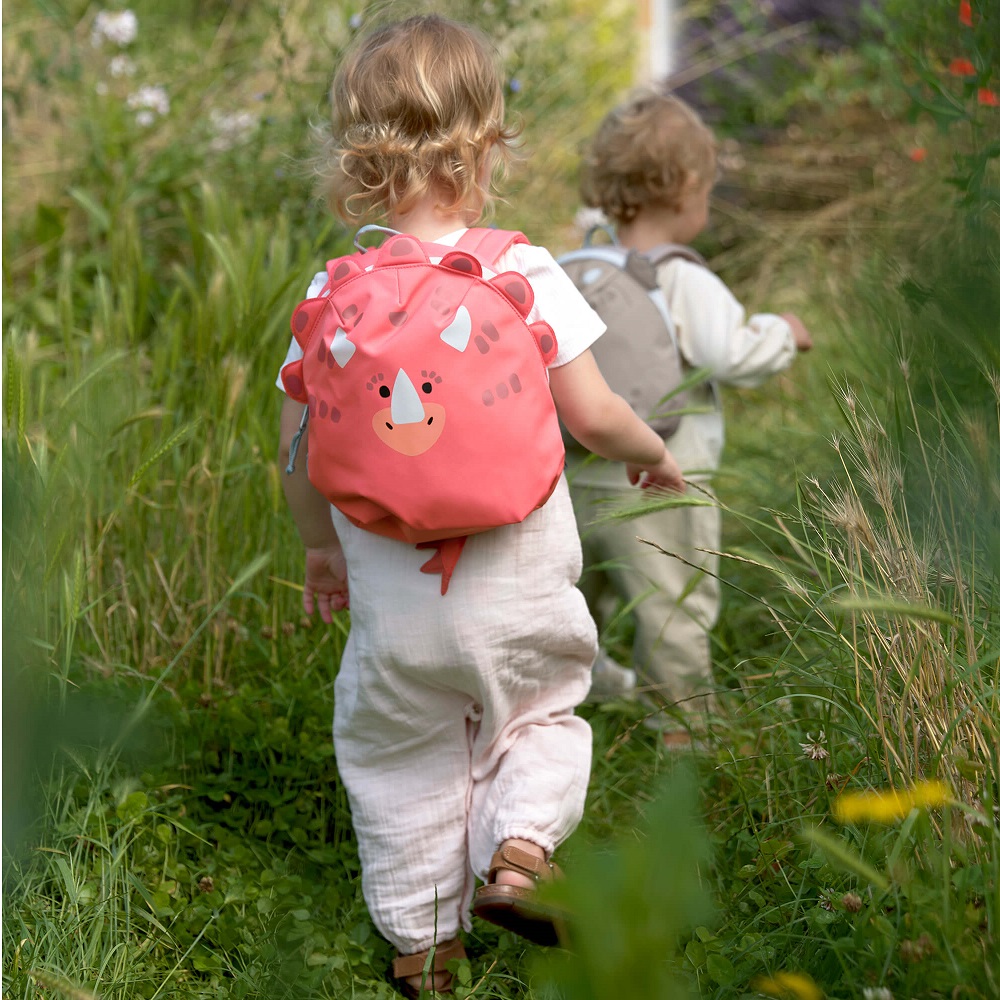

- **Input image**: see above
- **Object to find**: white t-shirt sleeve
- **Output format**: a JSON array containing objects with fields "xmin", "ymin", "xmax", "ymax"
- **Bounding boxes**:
[
  {"xmin": 497, "ymin": 242, "xmax": 606, "ymax": 368},
  {"xmin": 275, "ymin": 270, "xmax": 328, "ymax": 391}
]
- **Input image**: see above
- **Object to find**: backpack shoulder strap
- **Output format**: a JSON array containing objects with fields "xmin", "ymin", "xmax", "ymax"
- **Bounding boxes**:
[
  {"xmin": 456, "ymin": 228, "xmax": 529, "ymax": 267},
  {"xmin": 644, "ymin": 242, "xmax": 709, "ymax": 269}
]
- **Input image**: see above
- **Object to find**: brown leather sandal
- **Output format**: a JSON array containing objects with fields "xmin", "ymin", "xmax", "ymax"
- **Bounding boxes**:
[
  {"xmin": 391, "ymin": 937, "xmax": 465, "ymax": 998},
  {"xmin": 471, "ymin": 843, "xmax": 566, "ymax": 947}
]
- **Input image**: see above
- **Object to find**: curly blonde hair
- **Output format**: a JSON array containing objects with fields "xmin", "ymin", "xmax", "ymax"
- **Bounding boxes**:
[
  {"xmin": 319, "ymin": 14, "xmax": 520, "ymax": 223},
  {"xmin": 580, "ymin": 89, "xmax": 717, "ymax": 226}
]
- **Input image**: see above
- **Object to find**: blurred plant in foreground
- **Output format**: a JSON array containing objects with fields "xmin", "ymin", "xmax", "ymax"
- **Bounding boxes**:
[
  {"xmin": 753, "ymin": 969, "xmax": 824, "ymax": 1000},
  {"xmin": 800, "ymin": 775, "xmax": 997, "ymax": 997},
  {"xmin": 534, "ymin": 767, "xmax": 713, "ymax": 1000}
]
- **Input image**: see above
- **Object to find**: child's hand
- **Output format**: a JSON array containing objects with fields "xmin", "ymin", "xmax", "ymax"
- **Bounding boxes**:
[
  {"xmin": 303, "ymin": 545, "xmax": 349, "ymax": 623},
  {"xmin": 782, "ymin": 313, "xmax": 814, "ymax": 352},
  {"xmin": 626, "ymin": 448, "xmax": 685, "ymax": 493}
]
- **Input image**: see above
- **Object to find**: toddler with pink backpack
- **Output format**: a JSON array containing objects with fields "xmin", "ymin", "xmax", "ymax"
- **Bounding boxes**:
[{"xmin": 277, "ymin": 14, "xmax": 684, "ymax": 996}]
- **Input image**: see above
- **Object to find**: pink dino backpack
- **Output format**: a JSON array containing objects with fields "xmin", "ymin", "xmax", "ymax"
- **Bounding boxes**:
[{"xmin": 281, "ymin": 227, "xmax": 565, "ymax": 594}]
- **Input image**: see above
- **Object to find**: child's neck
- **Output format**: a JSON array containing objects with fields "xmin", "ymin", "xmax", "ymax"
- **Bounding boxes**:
[
  {"xmin": 388, "ymin": 195, "xmax": 477, "ymax": 242},
  {"xmin": 616, "ymin": 211, "xmax": 685, "ymax": 252}
]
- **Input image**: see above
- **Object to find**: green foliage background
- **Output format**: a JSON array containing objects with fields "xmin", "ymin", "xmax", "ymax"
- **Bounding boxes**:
[{"xmin": 3, "ymin": 0, "xmax": 999, "ymax": 998}]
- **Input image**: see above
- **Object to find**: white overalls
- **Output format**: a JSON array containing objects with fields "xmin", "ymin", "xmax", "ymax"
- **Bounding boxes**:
[{"xmin": 331, "ymin": 476, "xmax": 595, "ymax": 952}]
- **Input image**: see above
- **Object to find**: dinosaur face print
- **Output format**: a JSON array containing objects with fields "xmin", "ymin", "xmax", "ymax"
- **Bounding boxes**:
[{"xmin": 370, "ymin": 367, "xmax": 446, "ymax": 456}]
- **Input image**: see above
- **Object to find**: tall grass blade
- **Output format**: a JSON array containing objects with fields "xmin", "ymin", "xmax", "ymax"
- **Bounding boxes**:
[
  {"xmin": 800, "ymin": 824, "xmax": 890, "ymax": 891},
  {"xmin": 832, "ymin": 595, "xmax": 962, "ymax": 628}
]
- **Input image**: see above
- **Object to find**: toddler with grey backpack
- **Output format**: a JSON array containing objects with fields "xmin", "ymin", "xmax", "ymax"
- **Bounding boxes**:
[{"xmin": 566, "ymin": 86, "xmax": 813, "ymax": 741}]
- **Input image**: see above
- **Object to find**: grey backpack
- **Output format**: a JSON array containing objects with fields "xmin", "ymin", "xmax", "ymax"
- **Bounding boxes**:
[{"xmin": 558, "ymin": 229, "xmax": 708, "ymax": 440}]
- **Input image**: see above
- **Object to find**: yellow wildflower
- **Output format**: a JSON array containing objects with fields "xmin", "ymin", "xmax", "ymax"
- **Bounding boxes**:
[
  {"xmin": 753, "ymin": 970, "xmax": 824, "ymax": 1000},
  {"xmin": 833, "ymin": 780, "xmax": 951, "ymax": 824}
]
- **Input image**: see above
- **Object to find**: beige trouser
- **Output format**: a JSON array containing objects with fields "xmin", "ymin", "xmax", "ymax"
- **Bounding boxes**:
[
  {"xmin": 571, "ymin": 479, "xmax": 720, "ymax": 719},
  {"xmin": 330, "ymin": 477, "xmax": 596, "ymax": 955}
]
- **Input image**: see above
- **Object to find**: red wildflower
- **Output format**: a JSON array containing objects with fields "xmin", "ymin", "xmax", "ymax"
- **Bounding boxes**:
[
  {"xmin": 909, "ymin": 147, "xmax": 927, "ymax": 162},
  {"xmin": 959, "ymin": 1, "xmax": 973, "ymax": 26},
  {"xmin": 978, "ymin": 88, "xmax": 1000, "ymax": 106},
  {"xmin": 949, "ymin": 57, "xmax": 977, "ymax": 76}
]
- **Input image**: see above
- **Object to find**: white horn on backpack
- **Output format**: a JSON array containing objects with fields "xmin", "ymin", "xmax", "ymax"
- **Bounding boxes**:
[
  {"xmin": 440, "ymin": 305, "xmax": 472, "ymax": 352},
  {"xmin": 390, "ymin": 369, "xmax": 425, "ymax": 424}
]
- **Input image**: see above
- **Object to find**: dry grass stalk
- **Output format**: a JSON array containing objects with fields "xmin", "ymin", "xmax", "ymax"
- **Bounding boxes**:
[{"xmin": 806, "ymin": 388, "xmax": 996, "ymax": 803}]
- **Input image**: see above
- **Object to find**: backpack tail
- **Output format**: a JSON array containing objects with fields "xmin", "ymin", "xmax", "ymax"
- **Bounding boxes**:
[{"xmin": 416, "ymin": 536, "xmax": 468, "ymax": 595}]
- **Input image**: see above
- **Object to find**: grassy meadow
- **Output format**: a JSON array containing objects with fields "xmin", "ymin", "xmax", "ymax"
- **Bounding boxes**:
[{"xmin": 3, "ymin": 1, "xmax": 999, "ymax": 998}]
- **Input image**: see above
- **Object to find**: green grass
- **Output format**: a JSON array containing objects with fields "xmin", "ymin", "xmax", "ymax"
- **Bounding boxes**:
[{"xmin": 4, "ymin": 0, "xmax": 999, "ymax": 998}]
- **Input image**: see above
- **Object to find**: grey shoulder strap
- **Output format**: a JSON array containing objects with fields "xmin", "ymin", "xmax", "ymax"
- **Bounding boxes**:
[{"xmin": 644, "ymin": 242, "xmax": 708, "ymax": 269}]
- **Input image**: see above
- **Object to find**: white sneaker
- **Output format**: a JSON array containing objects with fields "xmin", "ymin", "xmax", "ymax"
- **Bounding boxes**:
[{"xmin": 586, "ymin": 652, "xmax": 638, "ymax": 702}]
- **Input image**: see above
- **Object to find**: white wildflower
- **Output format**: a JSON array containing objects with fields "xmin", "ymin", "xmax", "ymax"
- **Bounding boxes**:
[
  {"xmin": 348, "ymin": 12, "xmax": 364, "ymax": 30},
  {"xmin": 208, "ymin": 109, "xmax": 259, "ymax": 152},
  {"xmin": 108, "ymin": 55, "xmax": 136, "ymax": 77},
  {"xmin": 717, "ymin": 137, "xmax": 745, "ymax": 173},
  {"xmin": 862, "ymin": 989, "xmax": 892, "ymax": 1000},
  {"xmin": 127, "ymin": 84, "xmax": 169, "ymax": 125},
  {"xmin": 91, "ymin": 10, "xmax": 138, "ymax": 47},
  {"xmin": 799, "ymin": 730, "xmax": 829, "ymax": 761},
  {"xmin": 574, "ymin": 206, "xmax": 609, "ymax": 236}
]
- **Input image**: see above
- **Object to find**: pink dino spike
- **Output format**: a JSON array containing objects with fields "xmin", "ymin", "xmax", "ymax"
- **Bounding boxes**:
[
  {"xmin": 377, "ymin": 234, "xmax": 430, "ymax": 267},
  {"xmin": 280, "ymin": 358, "xmax": 308, "ymax": 402},
  {"xmin": 290, "ymin": 298, "xmax": 328, "ymax": 347},
  {"xmin": 416, "ymin": 536, "xmax": 468, "ymax": 595},
  {"xmin": 489, "ymin": 271, "xmax": 534, "ymax": 318},
  {"xmin": 528, "ymin": 320, "xmax": 558, "ymax": 365},
  {"xmin": 439, "ymin": 251, "xmax": 483, "ymax": 278},
  {"xmin": 325, "ymin": 256, "xmax": 365, "ymax": 290}
]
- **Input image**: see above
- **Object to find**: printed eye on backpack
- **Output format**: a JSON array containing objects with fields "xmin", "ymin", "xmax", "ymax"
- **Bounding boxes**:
[{"xmin": 281, "ymin": 228, "xmax": 564, "ymax": 594}]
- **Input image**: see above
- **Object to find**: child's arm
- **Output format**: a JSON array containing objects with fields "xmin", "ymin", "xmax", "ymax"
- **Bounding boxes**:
[
  {"xmin": 550, "ymin": 350, "xmax": 684, "ymax": 492},
  {"xmin": 279, "ymin": 396, "xmax": 350, "ymax": 621},
  {"xmin": 666, "ymin": 264, "xmax": 804, "ymax": 387}
]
